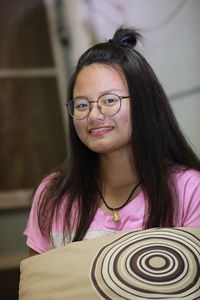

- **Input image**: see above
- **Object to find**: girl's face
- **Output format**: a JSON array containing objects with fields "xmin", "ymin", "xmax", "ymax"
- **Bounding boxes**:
[{"xmin": 72, "ymin": 63, "xmax": 132, "ymax": 155}]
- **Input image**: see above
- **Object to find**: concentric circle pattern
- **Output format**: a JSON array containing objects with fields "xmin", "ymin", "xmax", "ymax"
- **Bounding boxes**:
[{"xmin": 91, "ymin": 228, "xmax": 200, "ymax": 299}]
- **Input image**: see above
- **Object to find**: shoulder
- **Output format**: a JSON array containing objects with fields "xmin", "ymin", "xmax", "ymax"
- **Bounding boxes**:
[
  {"xmin": 171, "ymin": 167, "xmax": 200, "ymax": 226},
  {"xmin": 172, "ymin": 167, "xmax": 200, "ymax": 190},
  {"xmin": 32, "ymin": 172, "xmax": 58, "ymax": 204},
  {"xmin": 38, "ymin": 172, "xmax": 58, "ymax": 189},
  {"xmin": 28, "ymin": 172, "xmax": 58, "ymax": 221}
]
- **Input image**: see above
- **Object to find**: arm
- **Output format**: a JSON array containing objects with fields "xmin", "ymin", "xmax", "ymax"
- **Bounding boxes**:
[
  {"xmin": 29, "ymin": 248, "xmax": 40, "ymax": 256},
  {"xmin": 24, "ymin": 177, "xmax": 53, "ymax": 254}
]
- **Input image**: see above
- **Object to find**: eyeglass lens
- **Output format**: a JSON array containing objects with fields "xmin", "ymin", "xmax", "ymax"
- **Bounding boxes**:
[{"xmin": 69, "ymin": 94, "xmax": 121, "ymax": 119}]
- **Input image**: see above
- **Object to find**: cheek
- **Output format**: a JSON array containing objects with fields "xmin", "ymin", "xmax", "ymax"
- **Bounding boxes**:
[
  {"xmin": 73, "ymin": 120, "xmax": 79, "ymax": 132},
  {"xmin": 115, "ymin": 106, "xmax": 132, "ymax": 132},
  {"xmin": 73, "ymin": 120, "xmax": 86, "ymax": 138}
]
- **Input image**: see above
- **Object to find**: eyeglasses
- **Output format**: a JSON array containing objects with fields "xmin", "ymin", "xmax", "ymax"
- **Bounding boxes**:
[{"xmin": 67, "ymin": 93, "xmax": 130, "ymax": 120}]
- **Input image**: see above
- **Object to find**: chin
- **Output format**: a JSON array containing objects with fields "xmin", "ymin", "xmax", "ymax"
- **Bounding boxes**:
[
  {"xmin": 88, "ymin": 146, "xmax": 110, "ymax": 154},
  {"xmin": 86, "ymin": 142, "xmax": 113, "ymax": 154},
  {"xmin": 87, "ymin": 141, "xmax": 131, "ymax": 155}
]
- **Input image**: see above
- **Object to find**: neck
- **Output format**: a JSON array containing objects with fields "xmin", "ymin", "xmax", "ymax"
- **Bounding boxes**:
[{"xmin": 99, "ymin": 148, "xmax": 138, "ymax": 189}]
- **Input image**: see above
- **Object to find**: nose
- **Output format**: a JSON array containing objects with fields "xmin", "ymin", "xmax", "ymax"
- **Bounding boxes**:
[{"xmin": 87, "ymin": 101, "xmax": 105, "ymax": 121}]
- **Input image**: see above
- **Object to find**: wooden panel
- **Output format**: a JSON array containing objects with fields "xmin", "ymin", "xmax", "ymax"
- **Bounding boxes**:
[
  {"xmin": 0, "ymin": 77, "xmax": 66, "ymax": 189},
  {"xmin": 0, "ymin": 190, "xmax": 32, "ymax": 210},
  {"xmin": 0, "ymin": 0, "xmax": 53, "ymax": 68}
]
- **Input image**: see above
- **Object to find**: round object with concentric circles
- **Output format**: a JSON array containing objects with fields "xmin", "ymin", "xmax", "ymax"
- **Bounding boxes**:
[{"xmin": 91, "ymin": 228, "xmax": 200, "ymax": 299}]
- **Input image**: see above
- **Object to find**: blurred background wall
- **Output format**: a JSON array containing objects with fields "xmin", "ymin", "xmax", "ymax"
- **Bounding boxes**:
[{"xmin": 0, "ymin": 0, "xmax": 199, "ymax": 299}]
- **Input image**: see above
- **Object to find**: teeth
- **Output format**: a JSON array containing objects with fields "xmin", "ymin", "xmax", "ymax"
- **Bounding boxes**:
[{"xmin": 90, "ymin": 127, "xmax": 112, "ymax": 133}]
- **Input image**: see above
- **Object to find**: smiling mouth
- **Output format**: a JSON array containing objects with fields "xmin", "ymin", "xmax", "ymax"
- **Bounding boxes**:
[{"xmin": 89, "ymin": 126, "xmax": 113, "ymax": 134}]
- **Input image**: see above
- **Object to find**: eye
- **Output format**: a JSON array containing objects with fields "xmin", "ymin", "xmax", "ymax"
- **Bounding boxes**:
[
  {"xmin": 103, "ymin": 97, "xmax": 119, "ymax": 105},
  {"xmin": 74, "ymin": 98, "xmax": 89, "ymax": 110},
  {"xmin": 75, "ymin": 103, "xmax": 88, "ymax": 109},
  {"xmin": 105, "ymin": 98, "xmax": 115, "ymax": 103}
]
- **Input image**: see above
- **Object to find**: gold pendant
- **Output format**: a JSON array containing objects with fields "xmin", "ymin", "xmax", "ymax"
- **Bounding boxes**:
[{"xmin": 113, "ymin": 210, "xmax": 120, "ymax": 223}]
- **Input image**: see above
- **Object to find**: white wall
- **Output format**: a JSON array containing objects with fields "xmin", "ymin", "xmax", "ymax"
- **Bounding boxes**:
[
  {"xmin": 62, "ymin": 0, "xmax": 91, "ymax": 65},
  {"xmin": 63, "ymin": 0, "xmax": 200, "ymax": 155}
]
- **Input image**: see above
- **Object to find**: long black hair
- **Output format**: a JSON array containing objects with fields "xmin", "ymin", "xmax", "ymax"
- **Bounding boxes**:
[{"xmin": 37, "ymin": 27, "xmax": 200, "ymax": 242}]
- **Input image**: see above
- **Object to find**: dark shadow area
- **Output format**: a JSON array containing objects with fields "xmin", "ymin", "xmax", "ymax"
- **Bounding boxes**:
[{"xmin": 0, "ymin": 268, "xmax": 20, "ymax": 300}]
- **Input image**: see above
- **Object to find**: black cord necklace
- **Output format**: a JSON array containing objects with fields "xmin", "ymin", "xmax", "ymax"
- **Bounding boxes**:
[{"xmin": 98, "ymin": 182, "xmax": 140, "ymax": 223}]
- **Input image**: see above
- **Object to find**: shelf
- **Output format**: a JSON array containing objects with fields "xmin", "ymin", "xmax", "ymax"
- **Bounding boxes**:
[
  {"xmin": 0, "ymin": 252, "xmax": 28, "ymax": 270},
  {"xmin": 0, "ymin": 189, "xmax": 32, "ymax": 210}
]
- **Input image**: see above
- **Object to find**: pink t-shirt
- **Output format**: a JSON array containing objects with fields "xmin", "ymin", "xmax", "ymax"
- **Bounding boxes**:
[{"xmin": 24, "ymin": 168, "xmax": 200, "ymax": 253}]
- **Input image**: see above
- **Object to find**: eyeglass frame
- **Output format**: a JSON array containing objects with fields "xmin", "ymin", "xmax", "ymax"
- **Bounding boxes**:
[{"xmin": 66, "ymin": 93, "xmax": 130, "ymax": 120}]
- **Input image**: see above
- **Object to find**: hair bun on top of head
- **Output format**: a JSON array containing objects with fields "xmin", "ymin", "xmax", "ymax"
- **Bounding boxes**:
[{"xmin": 109, "ymin": 27, "xmax": 141, "ymax": 48}]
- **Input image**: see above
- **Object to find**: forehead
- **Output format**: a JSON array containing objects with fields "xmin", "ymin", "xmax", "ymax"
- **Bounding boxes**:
[{"xmin": 73, "ymin": 63, "xmax": 128, "ymax": 97}]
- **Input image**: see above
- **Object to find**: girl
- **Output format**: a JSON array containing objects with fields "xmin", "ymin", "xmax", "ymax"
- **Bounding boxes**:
[{"xmin": 24, "ymin": 27, "xmax": 200, "ymax": 255}]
